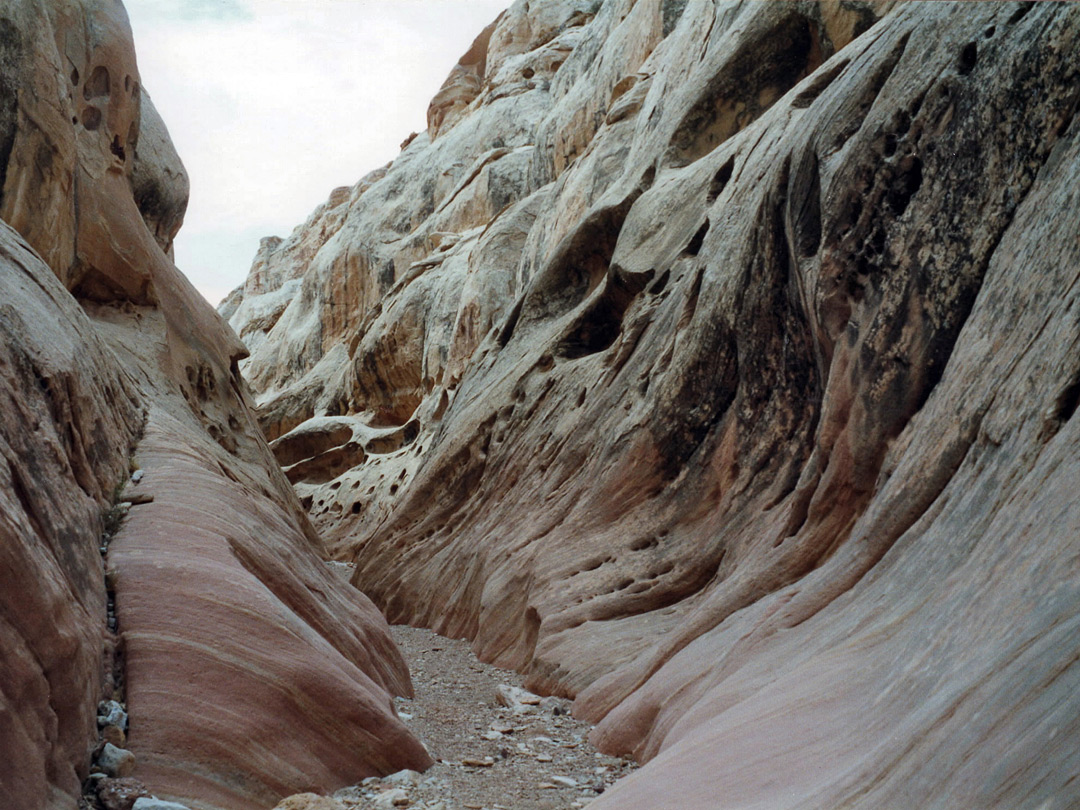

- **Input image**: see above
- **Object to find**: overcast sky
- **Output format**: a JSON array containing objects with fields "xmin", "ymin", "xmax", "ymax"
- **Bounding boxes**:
[{"xmin": 126, "ymin": 0, "xmax": 509, "ymax": 306}]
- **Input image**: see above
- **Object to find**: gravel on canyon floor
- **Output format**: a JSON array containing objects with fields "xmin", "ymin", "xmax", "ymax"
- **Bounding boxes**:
[{"xmin": 297, "ymin": 563, "xmax": 637, "ymax": 810}]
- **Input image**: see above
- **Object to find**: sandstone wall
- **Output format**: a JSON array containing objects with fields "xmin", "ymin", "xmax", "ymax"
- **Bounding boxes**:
[
  {"xmin": 230, "ymin": 1, "xmax": 1080, "ymax": 807},
  {"xmin": 0, "ymin": 3, "xmax": 429, "ymax": 808}
]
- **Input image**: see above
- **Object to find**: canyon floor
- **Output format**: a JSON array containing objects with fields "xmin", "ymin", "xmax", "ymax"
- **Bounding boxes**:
[{"xmin": 318, "ymin": 563, "xmax": 636, "ymax": 810}]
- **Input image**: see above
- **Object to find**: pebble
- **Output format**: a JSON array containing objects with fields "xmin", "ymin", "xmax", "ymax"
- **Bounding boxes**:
[
  {"xmin": 95, "ymin": 777, "xmax": 150, "ymax": 810},
  {"xmin": 372, "ymin": 788, "xmax": 409, "ymax": 808},
  {"xmin": 494, "ymin": 685, "xmax": 541, "ymax": 714},
  {"xmin": 384, "ymin": 770, "xmax": 422, "ymax": 787},
  {"xmin": 131, "ymin": 469, "xmax": 144, "ymax": 484},
  {"xmin": 101, "ymin": 724, "xmax": 127, "ymax": 747},
  {"xmin": 548, "ymin": 775, "xmax": 577, "ymax": 788},
  {"xmin": 131, "ymin": 799, "xmax": 193, "ymax": 810},
  {"xmin": 94, "ymin": 743, "xmax": 136, "ymax": 778},
  {"xmin": 98, "ymin": 700, "xmax": 128, "ymax": 730}
]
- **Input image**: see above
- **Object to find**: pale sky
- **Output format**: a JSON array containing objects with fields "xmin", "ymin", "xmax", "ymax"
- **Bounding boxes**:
[{"xmin": 125, "ymin": 0, "xmax": 510, "ymax": 306}]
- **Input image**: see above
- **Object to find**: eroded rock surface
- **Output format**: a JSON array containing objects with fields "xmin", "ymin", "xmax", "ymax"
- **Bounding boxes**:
[
  {"xmin": 230, "ymin": 1, "xmax": 1080, "ymax": 807},
  {"xmin": 0, "ymin": 2, "xmax": 428, "ymax": 809}
]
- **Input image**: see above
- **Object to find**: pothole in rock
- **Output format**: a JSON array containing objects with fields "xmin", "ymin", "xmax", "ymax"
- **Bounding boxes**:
[{"xmin": 296, "ymin": 564, "xmax": 638, "ymax": 810}]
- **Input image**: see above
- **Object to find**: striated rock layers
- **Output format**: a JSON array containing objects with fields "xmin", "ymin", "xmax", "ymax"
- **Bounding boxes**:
[
  {"xmin": 0, "ymin": 3, "xmax": 429, "ymax": 810},
  {"xmin": 229, "ymin": 0, "xmax": 1080, "ymax": 807}
]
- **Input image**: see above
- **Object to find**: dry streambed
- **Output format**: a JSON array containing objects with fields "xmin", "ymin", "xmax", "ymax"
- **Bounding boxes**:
[{"xmin": 275, "ymin": 564, "xmax": 636, "ymax": 810}]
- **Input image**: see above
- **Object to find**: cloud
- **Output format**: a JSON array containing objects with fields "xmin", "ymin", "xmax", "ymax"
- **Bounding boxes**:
[
  {"xmin": 178, "ymin": 0, "xmax": 253, "ymax": 21},
  {"xmin": 126, "ymin": 0, "xmax": 509, "ymax": 305},
  {"xmin": 129, "ymin": 0, "xmax": 253, "ymax": 23}
]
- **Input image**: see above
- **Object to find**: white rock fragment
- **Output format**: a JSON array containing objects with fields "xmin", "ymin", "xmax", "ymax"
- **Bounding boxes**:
[
  {"xmin": 97, "ymin": 699, "xmax": 128, "ymax": 730},
  {"xmin": 132, "ymin": 799, "xmax": 193, "ymax": 810},
  {"xmin": 94, "ymin": 743, "xmax": 135, "ymax": 778},
  {"xmin": 384, "ymin": 769, "xmax": 422, "ymax": 787},
  {"xmin": 373, "ymin": 787, "xmax": 409, "ymax": 808},
  {"xmin": 494, "ymin": 684, "xmax": 541, "ymax": 714}
]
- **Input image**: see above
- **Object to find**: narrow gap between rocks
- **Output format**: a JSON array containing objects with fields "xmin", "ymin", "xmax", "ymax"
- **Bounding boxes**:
[{"xmin": 316, "ymin": 562, "xmax": 637, "ymax": 810}]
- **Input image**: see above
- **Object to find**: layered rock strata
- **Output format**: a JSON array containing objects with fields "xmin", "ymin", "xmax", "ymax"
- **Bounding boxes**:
[
  {"xmin": 230, "ymin": 0, "xmax": 1080, "ymax": 807},
  {"xmin": 0, "ymin": 3, "xmax": 429, "ymax": 809}
]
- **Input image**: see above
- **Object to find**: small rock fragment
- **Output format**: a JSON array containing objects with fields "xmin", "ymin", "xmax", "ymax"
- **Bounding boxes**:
[
  {"xmin": 494, "ymin": 684, "xmax": 541, "ymax": 714},
  {"xmin": 94, "ymin": 743, "xmax": 135, "ymax": 778},
  {"xmin": 271, "ymin": 794, "xmax": 346, "ymax": 810},
  {"xmin": 461, "ymin": 757, "xmax": 494, "ymax": 767},
  {"xmin": 97, "ymin": 700, "xmax": 128, "ymax": 730},
  {"xmin": 549, "ymin": 775, "xmax": 577, "ymax": 788},
  {"xmin": 96, "ymin": 777, "xmax": 150, "ymax": 810},
  {"xmin": 101, "ymin": 724, "xmax": 126, "ymax": 747},
  {"xmin": 372, "ymin": 788, "xmax": 409, "ymax": 809},
  {"xmin": 384, "ymin": 769, "xmax": 422, "ymax": 787},
  {"xmin": 132, "ymin": 799, "xmax": 194, "ymax": 810}
]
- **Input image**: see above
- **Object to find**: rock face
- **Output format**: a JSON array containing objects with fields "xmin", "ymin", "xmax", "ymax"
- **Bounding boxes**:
[
  {"xmin": 0, "ymin": 3, "xmax": 429, "ymax": 809},
  {"xmin": 229, "ymin": 1, "xmax": 1080, "ymax": 808}
]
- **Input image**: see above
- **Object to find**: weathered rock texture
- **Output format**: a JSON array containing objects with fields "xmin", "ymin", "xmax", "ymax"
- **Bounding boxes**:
[
  {"xmin": 0, "ymin": 3, "xmax": 428, "ymax": 809},
  {"xmin": 230, "ymin": 0, "xmax": 1080, "ymax": 807}
]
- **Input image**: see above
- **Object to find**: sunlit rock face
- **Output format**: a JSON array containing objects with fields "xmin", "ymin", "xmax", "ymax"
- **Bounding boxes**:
[
  {"xmin": 230, "ymin": 0, "xmax": 1080, "ymax": 808},
  {"xmin": 0, "ymin": 3, "xmax": 429, "ymax": 809}
]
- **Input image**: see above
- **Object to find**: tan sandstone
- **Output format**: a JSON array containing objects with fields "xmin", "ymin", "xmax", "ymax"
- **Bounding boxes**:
[
  {"xmin": 228, "ymin": 2, "xmax": 1080, "ymax": 808},
  {"xmin": 0, "ymin": 2, "xmax": 429, "ymax": 809}
]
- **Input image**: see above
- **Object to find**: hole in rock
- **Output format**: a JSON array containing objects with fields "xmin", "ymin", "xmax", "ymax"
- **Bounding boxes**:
[
  {"xmin": 629, "ymin": 536, "xmax": 659, "ymax": 552},
  {"xmin": 555, "ymin": 253, "xmax": 651, "ymax": 360},
  {"xmin": 1009, "ymin": 5, "xmax": 1031, "ymax": 24},
  {"xmin": 522, "ymin": 67, "xmax": 535, "ymax": 79},
  {"xmin": 271, "ymin": 424, "xmax": 353, "ymax": 467},
  {"xmin": 791, "ymin": 59, "xmax": 849, "ymax": 109},
  {"xmin": 81, "ymin": 106, "xmax": 101, "ymax": 131},
  {"xmin": 83, "ymin": 65, "xmax": 109, "ymax": 100},
  {"xmin": 958, "ymin": 42, "xmax": 978, "ymax": 75},
  {"xmin": 110, "ymin": 135, "xmax": 125, "ymax": 161},
  {"xmin": 894, "ymin": 110, "xmax": 912, "ymax": 135},
  {"xmin": 707, "ymin": 157, "xmax": 734, "ymax": 203},
  {"xmin": 351, "ymin": 502, "xmax": 362, "ymax": 514},
  {"xmin": 885, "ymin": 156, "xmax": 923, "ymax": 217},
  {"xmin": 1054, "ymin": 376, "xmax": 1080, "ymax": 425},
  {"xmin": 683, "ymin": 220, "xmax": 709, "ymax": 257},
  {"xmin": 70, "ymin": 68, "xmax": 79, "ymax": 85},
  {"xmin": 668, "ymin": 13, "xmax": 822, "ymax": 164}
]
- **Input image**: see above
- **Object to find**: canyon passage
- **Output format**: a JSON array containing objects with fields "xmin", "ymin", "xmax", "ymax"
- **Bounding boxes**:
[{"xmin": 2, "ymin": 2, "xmax": 1080, "ymax": 810}]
